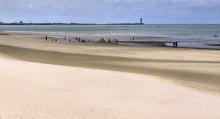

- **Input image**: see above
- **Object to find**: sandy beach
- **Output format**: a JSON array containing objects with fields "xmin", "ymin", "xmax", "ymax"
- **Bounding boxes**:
[{"xmin": 1, "ymin": 33, "xmax": 220, "ymax": 119}]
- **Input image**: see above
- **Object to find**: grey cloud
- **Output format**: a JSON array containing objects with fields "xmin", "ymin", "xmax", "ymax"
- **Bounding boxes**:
[{"xmin": 0, "ymin": 0, "xmax": 219, "ymax": 23}]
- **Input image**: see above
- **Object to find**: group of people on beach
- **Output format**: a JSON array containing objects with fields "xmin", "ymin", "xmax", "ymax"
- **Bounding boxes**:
[
  {"xmin": 45, "ymin": 35, "xmax": 119, "ymax": 44},
  {"xmin": 46, "ymin": 36, "xmax": 88, "ymax": 42},
  {"xmin": 64, "ymin": 36, "xmax": 87, "ymax": 42},
  {"xmin": 98, "ymin": 38, "xmax": 119, "ymax": 43}
]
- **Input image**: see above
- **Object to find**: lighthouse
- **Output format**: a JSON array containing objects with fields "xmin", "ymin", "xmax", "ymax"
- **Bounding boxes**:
[{"xmin": 140, "ymin": 18, "xmax": 143, "ymax": 24}]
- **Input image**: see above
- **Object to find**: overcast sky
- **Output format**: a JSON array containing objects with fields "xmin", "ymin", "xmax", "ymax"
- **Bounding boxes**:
[{"xmin": 0, "ymin": 0, "xmax": 219, "ymax": 24}]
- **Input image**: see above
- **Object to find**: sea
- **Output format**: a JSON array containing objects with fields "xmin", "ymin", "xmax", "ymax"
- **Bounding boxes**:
[{"xmin": 1, "ymin": 24, "xmax": 220, "ymax": 49}]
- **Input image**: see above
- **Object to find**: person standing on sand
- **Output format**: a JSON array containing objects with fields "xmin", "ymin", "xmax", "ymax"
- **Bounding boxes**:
[
  {"xmin": 46, "ymin": 36, "xmax": 48, "ymax": 40},
  {"xmin": 115, "ymin": 39, "xmax": 119, "ymax": 44}
]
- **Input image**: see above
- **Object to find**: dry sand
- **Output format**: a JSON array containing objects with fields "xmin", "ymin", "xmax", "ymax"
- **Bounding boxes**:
[{"xmin": 0, "ymin": 34, "xmax": 220, "ymax": 119}]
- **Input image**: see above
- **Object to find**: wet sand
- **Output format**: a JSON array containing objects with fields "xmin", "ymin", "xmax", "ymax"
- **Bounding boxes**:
[{"xmin": 0, "ymin": 34, "xmax": 220, "ymax": 118}]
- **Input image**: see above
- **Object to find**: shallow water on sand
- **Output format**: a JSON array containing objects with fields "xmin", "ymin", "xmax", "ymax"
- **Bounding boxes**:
[{"xmin": 1, "ymin": 24, "xmax": 220, "ymax": 49}]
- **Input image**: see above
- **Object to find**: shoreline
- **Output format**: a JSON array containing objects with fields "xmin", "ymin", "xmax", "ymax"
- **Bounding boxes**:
[{"xmin": 2, "ymin": 31, "xmax": 220, "ymax": 50}]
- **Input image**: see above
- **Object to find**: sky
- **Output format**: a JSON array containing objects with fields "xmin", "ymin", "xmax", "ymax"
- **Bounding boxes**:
[{"xmin": 0, "ymin": 0, "xmax": 219, "ymax": 24}]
